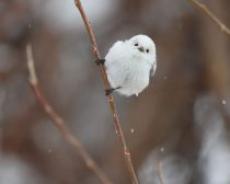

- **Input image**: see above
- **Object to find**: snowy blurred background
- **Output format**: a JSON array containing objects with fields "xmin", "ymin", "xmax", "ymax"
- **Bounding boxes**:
[{"xmin": 0, "ymin": 0, "xmax": 230, "ymax": 183}]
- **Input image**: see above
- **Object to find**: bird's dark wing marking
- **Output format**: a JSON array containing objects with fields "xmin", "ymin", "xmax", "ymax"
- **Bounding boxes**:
[{"xmin": 150, "ymin": 62, "xmax": 156, "ymax": 78}]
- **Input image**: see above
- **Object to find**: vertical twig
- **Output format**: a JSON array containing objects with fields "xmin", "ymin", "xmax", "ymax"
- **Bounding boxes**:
[
  {"xmin": 188, "ymin": 0, "xmax": 230, "ymax": 36},
  {"xmin": 26, "ymin": 44, "xmax": 113, "ymax": 184},
  {"xmin": 74, "ymin": 1, "xmax": 139, "ymax": 183},
  {"xmin": 156, "ymin": 159, "xmax": 165, "ymax": 184}
]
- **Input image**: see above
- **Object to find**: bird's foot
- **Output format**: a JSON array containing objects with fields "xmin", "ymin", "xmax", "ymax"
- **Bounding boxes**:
[
  {"xmin": 95, "ymin": 58, "xmax": 105, "ymax": 65},
  {"xmin": 105, "ymin": 88, "xmax": 115, "ymax": 96},
  {"xmin": 105, "ymin": 86, "xmax": 121, "ymax": 96}
]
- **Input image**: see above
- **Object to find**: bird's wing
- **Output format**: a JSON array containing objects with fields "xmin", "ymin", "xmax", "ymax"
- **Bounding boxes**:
[{"xmin": 105, "ymin": 41, "xmax": 124, "ymax": 65}]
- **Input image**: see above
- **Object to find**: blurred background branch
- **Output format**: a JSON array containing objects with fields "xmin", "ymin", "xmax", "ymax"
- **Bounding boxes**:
[
  {"xmin": 156, "ymin": 159, "xmax": 165, "ymax": 184},
  {"xmin": 26, "ymin": 44, "xmax": 113, "ymax": 184},
  {"xmin": 189, "ymin": 0, "xmax": 230, "ymax": 36}
]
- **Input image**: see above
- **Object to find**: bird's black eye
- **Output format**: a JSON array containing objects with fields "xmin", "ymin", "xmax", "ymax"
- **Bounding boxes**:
[
  {"xmin": 146, "ymin": 49, "xmax": 149, "ymax": 53},
  {"xmin": 134, "ymin": 43, "xmax": 138, "ymax": 46}
]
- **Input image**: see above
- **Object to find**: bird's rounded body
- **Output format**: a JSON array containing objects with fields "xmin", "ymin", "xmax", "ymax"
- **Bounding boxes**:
[{"xmin": 104, "ymin": 35, "xmax": 157, "ymax": 96}]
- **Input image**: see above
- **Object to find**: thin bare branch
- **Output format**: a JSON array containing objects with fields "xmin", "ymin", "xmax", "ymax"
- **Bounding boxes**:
[
  {"xmin": 189, "ymin": 0, "xmax": 230, "ymax": 36},
  {"xmin": 156, "ymin": 159, "xmax": 165, "ymax": 184},
  {"xmin": 26, "ymin": 44, "xmax": 113, "ymax": 184},
  {"xmin": 74, "ymin": 1, "xmax": 139, "ymax": 183}
]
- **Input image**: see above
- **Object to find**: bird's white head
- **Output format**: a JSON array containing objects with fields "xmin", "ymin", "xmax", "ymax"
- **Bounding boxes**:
[{"xmin": 127, "ymin": 34, "xmax": 156, "ymax": 62}]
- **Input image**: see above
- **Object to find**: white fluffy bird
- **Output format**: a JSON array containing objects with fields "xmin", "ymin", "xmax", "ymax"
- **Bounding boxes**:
[{"xmin": 97, "ymin": 34, "xmax": 157, "ymax": 96}]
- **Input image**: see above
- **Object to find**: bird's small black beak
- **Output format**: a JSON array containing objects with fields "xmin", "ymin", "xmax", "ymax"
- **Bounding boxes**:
[{"xmin": 138, "ymin": 46, "xmax": 144, "ymax": 52}]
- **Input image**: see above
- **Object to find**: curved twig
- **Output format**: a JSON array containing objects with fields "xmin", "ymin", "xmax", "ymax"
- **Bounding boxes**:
[
  {"xmin": 188, "ymin": 0, "xmax": 230, "ymax": 36},
  {"xmin": 74, "ymin": 1, "xmax": 139, "ymax": 183},
  {"xmin": 26, "ymin": 44, "xmax": 113, "ymax": 184}
]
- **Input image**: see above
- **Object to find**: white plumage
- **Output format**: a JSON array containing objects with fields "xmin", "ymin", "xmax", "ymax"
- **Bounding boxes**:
[{"xmin": 104, "ymin": 34, "xmax": 157, "ymax": 96}]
